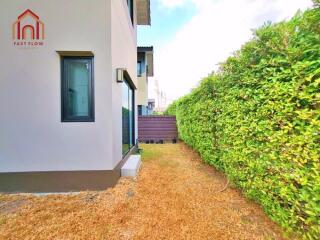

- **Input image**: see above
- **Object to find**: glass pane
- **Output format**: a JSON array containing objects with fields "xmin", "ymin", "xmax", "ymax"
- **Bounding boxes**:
[
  {"xmin": 137, "ymin": 62, "xmax": 142, "ymax": 76},
  {"xmin": 122, "ymin": 79, "xmax": 135, "ymax": 155},
  {"xmin": 127, "ymin": 0, "xmax": 132, "ymax": 13},
  {"xmin": 129, "ymin": 88, "xmax": 134, "ymax": 147},
  {"xmin": 66, "ymin": 60, "xmax": 90, "ymax": 118},
  {"xmin": 127, "ymin": 0, "xmax": 133, "ymax": 23},
  {"xmin": 122, "ymin": 82, "xmax": 130, "ymax": 155}
]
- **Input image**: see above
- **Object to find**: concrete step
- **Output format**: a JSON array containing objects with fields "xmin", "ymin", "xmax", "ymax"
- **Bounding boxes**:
[{"xmin": 121, "ymin": 155, "xmax": 141, "ymax": 177}]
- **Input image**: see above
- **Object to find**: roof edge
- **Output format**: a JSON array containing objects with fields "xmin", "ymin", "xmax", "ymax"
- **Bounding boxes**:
[
  {"xmin": 137, "ymin": 46, "xmax": 153, "ymax": 53},
  {"xmin": 137, "ymin": 0, "xmax": 151, "ymax": 25}
]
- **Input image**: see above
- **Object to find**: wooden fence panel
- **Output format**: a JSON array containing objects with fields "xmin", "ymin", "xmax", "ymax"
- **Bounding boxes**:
[{"xmin": 138, "ymin": 116, "xmax": 178, "ymax": 143}]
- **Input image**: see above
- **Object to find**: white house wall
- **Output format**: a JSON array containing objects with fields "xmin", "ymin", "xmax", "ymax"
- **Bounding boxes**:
[
  {"xmin": 0, "ymin": 0, "xmax": 127, "ymax": 173},
  {"xmin": 111, "ymin": 0, "xmax": 138, "ymax": 167}
]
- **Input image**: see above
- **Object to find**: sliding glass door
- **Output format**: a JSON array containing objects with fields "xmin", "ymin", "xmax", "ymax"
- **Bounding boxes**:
[{"xmin": 122, "ymin": 79, "xmax": 135, "ymax": 156}]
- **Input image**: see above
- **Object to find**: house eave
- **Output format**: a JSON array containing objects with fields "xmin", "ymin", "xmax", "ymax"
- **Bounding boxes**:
[{"xmin": 137, "ymin": 0, "xmax": 151, "ymax": 25}]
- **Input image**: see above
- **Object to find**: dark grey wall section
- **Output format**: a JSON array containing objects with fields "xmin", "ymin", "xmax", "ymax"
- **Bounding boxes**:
[
  {"xmin": 0, "ymin": 147, "xmax": 138, "ymax": 193},
  {"xmin": 0, "ymin": 170, "xmax": 120, "ymax": 193}
]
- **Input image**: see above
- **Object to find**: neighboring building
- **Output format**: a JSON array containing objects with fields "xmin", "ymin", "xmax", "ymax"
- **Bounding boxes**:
[
  {"xmin": 147, "ymin": 99, "xmax": 156, "ymax": 115},
  {"xmin": 0, "ymin": 0, "xmax": 151, "ymax": 193},
  {"xmin": 137, "ymin": 46, "xmax": 154, "ymax": 116}
]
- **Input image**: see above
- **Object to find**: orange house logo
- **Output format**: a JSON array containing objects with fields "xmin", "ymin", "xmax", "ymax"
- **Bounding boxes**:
[{"xmin": 12, "ymin": 9, "xmax": 45, "ymax": 47}]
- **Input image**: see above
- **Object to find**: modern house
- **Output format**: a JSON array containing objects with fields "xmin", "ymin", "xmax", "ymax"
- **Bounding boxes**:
[
  {"xmin": 0, "ymin": 0, "xmax": 151, "ymax": 193},
  {"xmin": 137, "ymin": 46, "xmax": 154, "ymax": 116}
]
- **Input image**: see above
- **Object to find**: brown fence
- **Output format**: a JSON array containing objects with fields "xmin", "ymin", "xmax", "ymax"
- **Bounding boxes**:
[{"xmin": 138, "ymin": 116, "xmax": 178, "ymax": 143}]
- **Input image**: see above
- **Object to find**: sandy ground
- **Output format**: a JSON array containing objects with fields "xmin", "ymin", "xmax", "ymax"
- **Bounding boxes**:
[{"xmin": 0, "ymin": 143, "xmax": 287, "ymax": 240}]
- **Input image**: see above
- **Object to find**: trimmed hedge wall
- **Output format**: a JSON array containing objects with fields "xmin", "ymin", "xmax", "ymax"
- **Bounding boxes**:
[{"xmin": 165, "ymin": 7, "xmax": 320, "ymax": 239}]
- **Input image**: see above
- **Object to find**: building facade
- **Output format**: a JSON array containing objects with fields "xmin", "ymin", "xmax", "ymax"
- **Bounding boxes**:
[
  {"xmin": 137, "ymin": 46, "xmax": 154, "ymax": 116},
  {"xmin": 0, "ymin": 0, "xmax": 151, "ymax": 192}
]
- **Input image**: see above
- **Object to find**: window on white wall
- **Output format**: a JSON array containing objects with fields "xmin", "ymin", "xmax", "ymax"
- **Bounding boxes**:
[{"xmin": 61, "ymin": 57, "xmax": 94, "ymax": 122}]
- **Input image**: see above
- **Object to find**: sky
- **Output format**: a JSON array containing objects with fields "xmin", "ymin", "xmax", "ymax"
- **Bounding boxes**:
[{"xmin": 138, "ymin": 0, "xmax": 313, "ymax": 106}]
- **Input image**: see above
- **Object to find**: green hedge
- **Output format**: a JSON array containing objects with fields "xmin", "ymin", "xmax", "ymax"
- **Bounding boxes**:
[{"xmin": 165, "ymin": 7, "xmax": 320, "ymax": 239}]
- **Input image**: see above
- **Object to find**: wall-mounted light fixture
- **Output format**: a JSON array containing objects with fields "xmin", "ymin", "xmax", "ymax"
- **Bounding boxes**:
[
  {"xmin": 116, "ymin": 68, "xmax": 137, "ymax": 90},
  {"xmin": 116, "ymin": 68, "xmax": 126, "ymax": 83}
]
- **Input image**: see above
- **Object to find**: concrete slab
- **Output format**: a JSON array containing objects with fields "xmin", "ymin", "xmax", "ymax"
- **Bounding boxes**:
[{"xmin": 121, "ymin": 155, "xmax": 141, "ymax": 177}]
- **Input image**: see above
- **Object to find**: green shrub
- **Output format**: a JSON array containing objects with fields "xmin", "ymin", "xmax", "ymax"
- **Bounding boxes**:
[
  {"xmin": 163, "ymin": 101, "xmax": 178, "ymax": 116},
  {"xmin": 167, "ymin": 7, "xmax": 320, "ymax": 239}
]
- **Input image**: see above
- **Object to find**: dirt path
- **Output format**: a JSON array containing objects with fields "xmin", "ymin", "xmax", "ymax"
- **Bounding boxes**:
[{"xmin": 0, "ymin": 143, "xmax": 286, "ymax": 240}]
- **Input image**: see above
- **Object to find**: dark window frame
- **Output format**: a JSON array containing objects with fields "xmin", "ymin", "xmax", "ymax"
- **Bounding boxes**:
[
  {"xmin": 61, "ymin": 56, "xmax": 95, "ymax": 122},
  {"xmin": 127, "ymin": 0, "xmax": 134, "ymax": 25}
]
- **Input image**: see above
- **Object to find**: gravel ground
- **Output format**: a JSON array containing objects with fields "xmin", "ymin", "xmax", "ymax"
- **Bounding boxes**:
[{"xmin": 0, "ymin": 143, "xmax": 287, "ymax": 240}]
